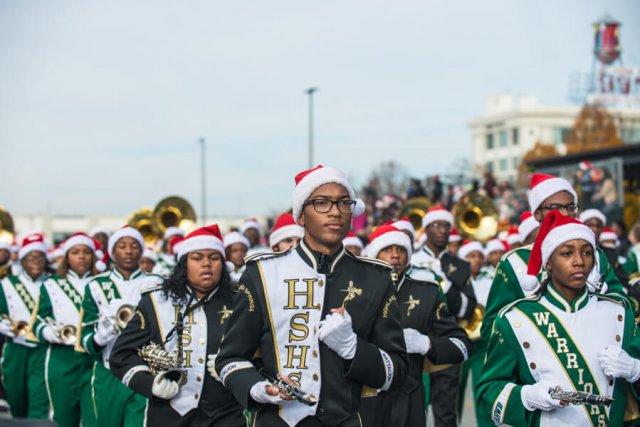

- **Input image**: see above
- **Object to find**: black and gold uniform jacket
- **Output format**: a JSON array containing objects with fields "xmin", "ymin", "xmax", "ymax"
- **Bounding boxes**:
[
  {"xmin": 109, "ymin": 286, "xmax": 243, "ymax": 424},
  {"xmin": 215, "ymin": 240, "xmax": 408, "ymax": 426}
]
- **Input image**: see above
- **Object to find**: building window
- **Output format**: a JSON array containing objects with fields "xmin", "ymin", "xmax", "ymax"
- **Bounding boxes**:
[
  {"xmin": 486, "ymin": 133, "xmax": 494, "ymax": 149},
  {"xmin": 499, "ymin": 131, "xmax": 508, "ymax": 147},
  {"xmin": 499, "ymin": 158, "xmax": 508, "ymax": 171},
  {"xmin": 554, "ymin": 127, "xmax": 572, "ymax": 145},
  {"xmin": 486, "ymin": 161, "xmax": 494, "ymax": 173},
  {"xmin": 512, "ymin": 128, "xmax": 519, "ymax": 145},
  {"xmin": 512, "ymin": 156, "xmax": 519, "ymax": 168}
]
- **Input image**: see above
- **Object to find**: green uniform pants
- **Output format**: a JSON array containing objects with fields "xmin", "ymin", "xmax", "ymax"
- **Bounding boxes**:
[
  {"xmin": 85, "ymin": 360, "xmax": 147, "ymax": 427},
  {"xmin": 45, "ymin": 344, "xmax": 93, "ymax": 427},
  {"xmin": 458, "ymin": 352, "xmax": 492, "ymax": 427},
  {"xmin": 0, "ymin": 341, "xmax": 49, "ymax": 418}
]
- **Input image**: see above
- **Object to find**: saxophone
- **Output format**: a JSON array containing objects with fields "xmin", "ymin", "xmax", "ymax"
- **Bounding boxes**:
[{"xmin": 138, "ymin": 342, "xmax": 187, "ymax": 386}]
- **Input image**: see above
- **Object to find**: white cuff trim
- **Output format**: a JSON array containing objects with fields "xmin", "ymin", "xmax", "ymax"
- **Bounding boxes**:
[
  {"xmin": 122, "ymin": 365, "xmax": 150, "ymax": 387},
  {"xmin": 449, "ymin": 337, "xmax": 468, "ymax": 361},
  {"xmin": 219, "ymin": 360, "xmax": 254, "ymax": 385},
  {"xmin": 457, "ymin": 293, "xmax": 469, "ymax": 318},
  {"xmin": 492, "ymin": 383, "xmax": 516, "ymax": 425},
  {"xmin": 379, "ymin": 349, "xmax": 394, "ymax": 391}
]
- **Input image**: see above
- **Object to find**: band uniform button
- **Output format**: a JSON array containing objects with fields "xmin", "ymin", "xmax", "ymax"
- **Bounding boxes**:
[
  {"xmin": 530, "ymin": 362, "xmax": 536, "ymax": 369},
  {"xmin": 312, "ymin": 350, "xmax": 318, "ymax": 358},
  {"xmin": 609, "ymin": 379, "xmax": 614, "ymax": 386},
  {"xmin": 316, "ymin": 303, "xmax": 322, "ymax": 311},
  {"xmin": 197, "ymin": 376, "xmax": 202, "ymax": 382},
  {"xmin": 618, "ymin": 314, "xmax": 623, "ymax": 321},
  {"xmin": 318, "ymin": 280, "xmax": 324, "ymax": 287},
  {"xmin": 195, "ymin": 394, "xmax": 199, "ymax": 400},
  {"xmin": 523, "ymin": 342, "xmax": 530, "ymax": 349},
  {"xmin": 199, "ymin": 338, "xmax": 206, "ymax": 345},
  {"xmin": 198, "ymin": 357, "xmax": 204, "ymax": 364},
  {"xmin": 313, "ymin": 374, "xmax": 319, "ymax": 381},
  {"xmin": 616, "ymin": 335, "xmax": 621, "ymax": 342}
]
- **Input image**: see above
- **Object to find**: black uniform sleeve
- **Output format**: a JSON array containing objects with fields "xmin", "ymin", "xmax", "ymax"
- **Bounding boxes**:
[
  {"xmin": 215, "ymin": 265, "xmax": 266, "ymax": 409},
  {"xmin": 344, "ymin": 277, "xmax": 408, "ymax": 391},
  {"xmin": 427, "ymin": 288, "xmax": 472, "ymax": 364},
  {"xmin": 445, "ymin": 260, "xmax": 477, "ymax": 321},
  {"xmin": 109, "ymin": 295, "xmax": 156, "ymax": 399}
]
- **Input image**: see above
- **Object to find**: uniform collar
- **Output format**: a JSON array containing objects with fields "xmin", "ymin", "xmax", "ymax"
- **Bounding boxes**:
[
  {"xmin": 185, "ymin": 284, "xmax": 219, "ymax": 303},
  {"xmin": 112, "ymin": 268, "xmax": 143, "ymax": 281},
  {"xmin": 544, "ymin": 283, "xmax": 589, "ymax": 313},
  {"xmin": 297, "ymin": 239, "xmax": 345, "ymax": 274},
  {"xmin": 422, "ymin": 245, "xmax": 447, "ymax": 260},
  {"xmin": 19, "ymin": 271, "xmax": 45, "ymax": 285},
  {"xmin": 67, "ymin": 270, "xmax": 91, "ymax": 280}
]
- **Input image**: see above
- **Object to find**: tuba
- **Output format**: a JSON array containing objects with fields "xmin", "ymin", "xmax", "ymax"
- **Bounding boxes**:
[
  {"xmin": 152, "ymin": 196, "xmax": 197, "ymax": 238},
  {"xmin": 458, "ymin": 305, "xmax": 485, "ymax": 341},
  {"xmin": 398, "ymin": 197, "xmax": 433, "ymax": 232},
  {"xmin": 127, "ymin": 207, "xmax": 157, "ymax": 245},
  {"xmin": 0, "ymin": 207, "xmax": 15, "ymax": 246},
  {"xmin": 452, "ymin": 191, "xmax": 499, "ymax": 242}
]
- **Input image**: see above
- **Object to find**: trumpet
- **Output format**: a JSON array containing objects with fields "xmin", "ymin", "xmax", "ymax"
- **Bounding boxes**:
[
  {"xmin": 2, "ymin": 315, "xmax": 28, "ymax": 337},
  {"xmin": 138, "ymin": 342, "xmax": 187, "ymax": 386},
  {"xmin": 99, "ymin": 304, "xmax": 136, "ymax": 332},
  {"xmin": 44, "ymin": 317, "xmax": 77, "ymax": 345}
]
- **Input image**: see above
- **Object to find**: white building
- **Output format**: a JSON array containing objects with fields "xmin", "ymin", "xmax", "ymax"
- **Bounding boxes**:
[{"xmin": 468, "ymin": 94, "xmax": 640, "ymax": 182}]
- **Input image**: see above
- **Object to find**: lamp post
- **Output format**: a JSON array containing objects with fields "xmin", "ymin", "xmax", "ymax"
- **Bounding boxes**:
[
  {"xmin": 198, "ymin": 137, "xmax": 207, "ymax": 225},
  {"xmin": 306, "ymin": 87, "xmax": 318, "ymax": 168}
]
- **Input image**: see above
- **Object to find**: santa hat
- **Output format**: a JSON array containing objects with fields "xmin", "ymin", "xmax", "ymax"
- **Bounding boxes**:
[
  {"xmin": 506, "ymin": 225, "xmax": 522, "ymax": 246},
  {"xmin": 269, "ymin": 213, "xmax": 304, "ymax": 248},
  {"xmin": 239, "ymin": 219, "xmax": 262, "ymax": 235},
  {"xmin": 291, "ymin": 165, "xmax": 365, "ymax": 220},
  {"xmin": 484, "ymin": 238, "xmax": 507, "ymax": 257},
  {"xmin": 366, "ymin": 224, "xmax": 412, "ymax": 262},
  {"xmin": 163, "ymin": 227, "xmax": 184, "ymax": 240},
  {"xmin": 89, "ymin": 226, "xmax": 110, "ymax": 237},
  {"xmin": 141, "ymin": 247, "xmax": 158, "ymax": 263},
  {"xmin": 422, "ymin": 205, "xmax": 454, "ymax": 229},
  {"xmin": 527, "ymin": 210, "xmax": 595, "ymax": 276},
  {"xmin": 579, "ymin": 161, "xmax": 593, "ymax": 171},
  {"xmin": 167, "ymin": 235, "xmax": 184, "ymax": 255},
  {"xmin": 579, "ymin": 209, "xmax": 606, "ymax": 225},
  {"xmin": 107, "ymin": 226, "xmax": 145, "ymax": 259},
  {"xmin": 393, "ymin": 217, "xmax": 415, "ymax": 238},
  {"xmin": 458, "ymin": 240, "xmax": 484, "ymax": 260},
  {"xmin": 448, "ymin": 227, "xmax": 462, "ymax": 243},
  {"xmin": 599, "ymin": 227, "xmax": 618, "ymax": 243},
  {"xmin": 342, "ymin": 231, "xmax": 364, "ymax": 250},
  {"xmin": 0, "ymin": 241, "xmax": 10, "ymax": 251},
  {"xmin": 48, "ymin": 244, "xmax": 65, "ymax": 262},
  {"xmin": 527, "ymin": 173, "xmax": 577, "ymax": 213},
  {"xmin": 18, "ymin": 232, "xmax": 48, "ymax": 260},
  {"xmin": 176, "ymin": 224, "xmax": 225, "ymax": 260},
  {"xmin": 518, "ymin": 211, "xmax": 539, "ymax": 242},
  {"xmin": 63, "ymin": 232, "xmax": 97, "ymax": 255},
  {"xmin": 224, "ymin": 231, "xmax": 251, "ymax": 250}
]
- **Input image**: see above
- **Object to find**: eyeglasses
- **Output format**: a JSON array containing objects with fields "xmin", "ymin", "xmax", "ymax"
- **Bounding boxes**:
[
  {"xmin": 428, "ymin": 222, "xmax": 452, "ymax": 231},
  {"xmin": 303, "ymin": 199, "xmax": 356, "ymax": 214},
  {"xmin": 538, "ymin": 203, "xmax": 580, "ymax": 214}
]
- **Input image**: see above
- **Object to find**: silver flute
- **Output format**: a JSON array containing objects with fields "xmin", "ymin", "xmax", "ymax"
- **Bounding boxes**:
[{"xmin": 548, "ymin": 386, "xmax": 613, "ymax": 406}]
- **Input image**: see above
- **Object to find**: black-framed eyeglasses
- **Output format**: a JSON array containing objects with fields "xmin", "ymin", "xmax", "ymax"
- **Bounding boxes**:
[
  {"xmin": 303, "ymin": 199, "xmax": 356, "ymax": 214},
  {"xmin": 538, "ymin": 203, "xmax": 580, "ymax": 214}
]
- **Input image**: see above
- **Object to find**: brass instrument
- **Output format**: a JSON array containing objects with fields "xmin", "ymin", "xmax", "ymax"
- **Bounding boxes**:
[
  {"xmin": 548, "ymin": 386, "xmax": 613, "ymax": 406},
  {"xmin": 458, "ymin": 305, "xmax": 484, "ymax": 341},
  {"xmin": 398, "ymin": 197, "xmax": 433, "ymax": 231},
  {"xmin": 138, "ymin": 342, "xmax": 187, "ymax": 386},
  {"xmin": 127, "ymin": 207, "xmax": 156, "ymax": 245},
  {"xmin": 0, "ymin": 207, "xmax": 15, "ymax": 246},
  {"xmin": 114, "ymin": 304, "xmax": 135, "ymax": 330},
  {"xmin": 2, "ymin": 315, "xmax": 28, "ymax": 337},
  {"xmin": 44, "ymin": 317, "xmax": 77, "ymax": 345},
  {"xmin": 152, "ymin": 196, "xmax": 197, "ymax": 237},
  {"xmin": 452, "ymin": 191, "xmax": 499, "ymax": 242}
]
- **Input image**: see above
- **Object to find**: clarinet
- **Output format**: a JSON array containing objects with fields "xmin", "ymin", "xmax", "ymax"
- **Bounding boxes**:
[
  {"xmin": 548, "ymin": 386, "xmax": 614, "ymax": 406},
  {"xmin": 259, "ymin": 370, "xmax": 318, "ymax": 406}
]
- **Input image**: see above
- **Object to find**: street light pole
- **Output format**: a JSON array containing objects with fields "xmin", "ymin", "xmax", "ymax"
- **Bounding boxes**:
[
  {"xmin": 198, "ymin": 137, "xmax": 207, "ymax": 225},
  {"xmin": 306, "ymin": 87, "xmax": 318, "ymax": 168}
]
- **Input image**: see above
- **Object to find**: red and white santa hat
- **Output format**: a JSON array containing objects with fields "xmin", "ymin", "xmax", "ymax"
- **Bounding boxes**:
[
  {"xmin": 142, "ymin": 247, "xmax": 158, "ymax": 263},
  {"xmin": 167, "ymin": 235, "xmax": 184, "ymax": 255},
  {"xmin": 107, "ymin": 226, "xmax": 145, "ymax": 259},
  {"xmin": 176, "ymin": 224, "xmax": 225, "ymax": 260},
  {"xmin": 269, "ymin": 213, "xmax": 305, "ymax": 249},
  {"xmin": 579, "ymin": 209, "xmax": 606, "ymax": 225},
  {"xmin": 484, "ymin": 238, "xmax": 507, "ymax": 257},
  {"xmin": 163, "ymin": 227, "xmax": 185, "ymax": 240},
  {"xmin": 422, "ymin": 205, "xmax": 454, "ymax": 229},
  {"xmin": 527, "ymin": 173, "xmax": 577, "ymax": 213},
  {"xmin": 342, "ymin": 231, "xmax": 364, "ymax": 250},
  {"xmin": 448, "ymin": 227, "xmax": 462, "ymax": 243},
  {"xmin": 0, "ymin": 241, "xmax": 10, "ymax": 251},
  {"xmin": 393, "ymin": 217, "xmax": 415, "ymax": 238},
  {"xmin": 18, "ymin": 232, "xmax": 48, "ymax": 260},
  {"xmin": 518, "ymin": 211, "xmax": 539, "ymax": 242},
  {"xmin": 527, "ymin": 210, "xmax": 595, "ymax": 276},
  {"xmin": 458, "ymin": 240, "xmax": 484, "ymax": 260},
  {"xmin": 599, "ymin": 227, "xmax": 618, "ymax": 243},
  {"xmin": 366, "ymin": 224, "xmax": 412, "ymax": 262},
  {"xmin": 224, "ymin": 231, "xmax": 251, "ymax": 250},
  {"xmin": 47, "ymin": 244, "xmax": 65, "ymax": 262},
  {"xmin": 239, "ymin": 218, "xmax": 262, "ymax": 235},
  {"xmin": 63, "ymin": 232, "xmax": 97, "ymax": 255},
  {"xmin": 506, "ymin": 225, "xmax": 522, "ymax": 246},
  {"xmin": 292, "ymin": 165, "xmax": 365, "ymax": 221}
]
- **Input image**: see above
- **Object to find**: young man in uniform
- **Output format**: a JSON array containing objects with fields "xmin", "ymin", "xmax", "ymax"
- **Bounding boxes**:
[
  {"xmin": 411, "ymin": 206, "xmax": 476, "ymax": 427},
  {"xmin": 215, "ymin": 165, "xmax": 408, "ymax": 427}
]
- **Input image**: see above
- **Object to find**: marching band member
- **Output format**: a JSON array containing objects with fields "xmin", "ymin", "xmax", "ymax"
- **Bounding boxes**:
[
  {"xmin": 506, "ymin": 225, "xmax": 523, "ymax": 250},
  {"xmin": 477, "ymin": 211, "xmax": 640, "ymax": 426},
  {"xmin": 624, "ymin": 222, "xmax": 640, "ymax": 278},
  {"xmin": 154, "ymin": 230, "xmax": 185, "ymax": 277},
  {"xmin": 0, "ymin": 242, "xmax": 11, "ymax": 279},
  {"xmin": 360, "ymin": 224, "xmax": 471, "ymax": 427},
  {"xmin": 223, "ymin": 231, "xmax": 250, "ymax": 284},
  {"xmin": 518, "ymin": 211, "xmax": 540, "ymax": 246},
  {"xmin": 140, "ymin": 246, "xmax": 158, "ymax": 274},
  {"xmin": 89, "ymin": 227, "xmax": 110, "ymax": 258},
  {"xmin": 269, "ymin": 212, "xmax": 304, "ymax": 253},
  {"xmin": 33, "ymin": 233, "xmax": 97, "ymax": 427},
  {"xmin": 447, "ymin": 227, "xmax": 463, "ymax": 258},
  {"xmin": 456, "ymin": 240, "xmax": 492, "ymax": 426},
  {"xmin": 482, "ymin": 238, "xmax": 506, "ymax": 280},
  {"xmin": 0, "ymin": 233, "xmax": 50, "ymax": 418},
  {"xmin": 411, "ymin": 205, "xmax": 476, "ymax": 427},
  {"xmin": 239, "ymin": 219, "xmax": 270, "ymax": 257},
  {"xmin": 393, "ymin": 217, "xmax": 416, "ymax": 251},
  {"xmin": 342, "ymin": 232, "xmax": 364, "ymax": 257},
  {"xmin": 215, "ymin": 165, "xmax": 408, "ymax": 426},
  {"xmin": 110, "ymin": 224, "xmax": 245, "ymax": 426},
  {"xmin": 76, "ymin": 226, "xmax": 164, "ymax": 426},
  {"xmin": 481, "ymin": 173, "xmax": 625, "ymax": 344}
]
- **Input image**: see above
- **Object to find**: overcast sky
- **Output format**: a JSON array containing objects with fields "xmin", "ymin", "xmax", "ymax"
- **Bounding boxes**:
[{"xmin": 2, "ymin": 1, "xmax": 639, "ymax": 217}]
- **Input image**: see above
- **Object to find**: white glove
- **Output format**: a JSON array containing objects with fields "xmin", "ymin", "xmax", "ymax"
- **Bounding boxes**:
[
  {"xmin": 520, "ymin": 381, "xmax": 565, "ymax": 412},
  {"xmin": 151, "ymin": 372, "xmax": 180, "ymax": 400},
  {"xmin": 598, "ymin": 345, "xmax": 640, "ymax": 382},
  {"xmin": 0, "ymin": 319, "xmax": 15, "ymax": 338},
  {"xmin": 403, "ymin": 328, "xmax": 431, "ymax": 355},
  {"xmin": 93, "ymin": 317, "xmax": 118, "ymax": 346},
  {"xmin": 249, "ymin": 380, "xmax": 290, "ymax": 405},
  {"xmin": 318, "ymin": 310, "xmax": 358, "ymax": 360},
  {"xmin": 41, "ymin": 325, "xmax": 62, "ymax": 344},
  {"xmin": 206, "ymin": 354, "xmax": 220, "ymax": 381}
]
